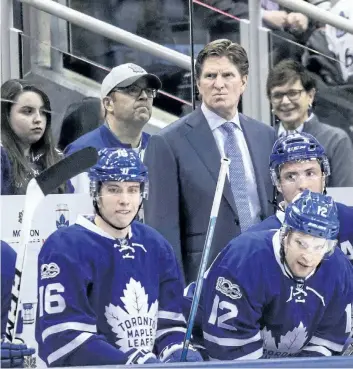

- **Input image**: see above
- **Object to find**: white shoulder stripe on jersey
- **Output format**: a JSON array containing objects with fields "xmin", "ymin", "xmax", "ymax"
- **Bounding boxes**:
[
  {"xmin": 155, "ymin": 327, "xmax": 186, "ymax": 339},
  {"xmin": 158, "ymin": 311, "xmax": 186, "ymax": 323},
  {"xmin": 310, "ymin": 336, "xmax": 344, "ymax": 352},
  {"xmin": 204, "ymin": 331, "xmax": 261, "ymax": 347},
  {"xmin": 42, "ymin": 322, "xmax": 97, "ymax": 341},
  {"xmin": 303, "ymin": 344, "xmax": 332, "ymax": 356},
  {"xmin": 209, "ymin": 347, "xmax": 263, "ymax": 361},
  {"xmin": 47, "ymin": 332, "xmax": 93, "ymax": 365}
]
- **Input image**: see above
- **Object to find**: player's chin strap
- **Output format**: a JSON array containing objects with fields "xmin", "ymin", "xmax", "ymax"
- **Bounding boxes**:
[{"xmin": 268, "ymin": 187, "xmax": 281, "ymax": 212}]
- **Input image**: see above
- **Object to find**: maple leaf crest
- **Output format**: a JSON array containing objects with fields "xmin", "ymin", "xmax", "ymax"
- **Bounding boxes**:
[
  {"xmin": 277, "ymin": 322, "xmax": 308, "ymax": 353},
  {"xmin": 56, "ymin": 214, "xmax": 69, "ymax": 229},
  {"xmin": 261, "ymin": 326, "xmax": 276, "ymax": 351},
  {"xmin": 105, "ymin": 278, "xmax": 158, "ymax": 353},
  {"xmin": 262, "ymin": 322, "xmax": 308, "ymax": 355}
]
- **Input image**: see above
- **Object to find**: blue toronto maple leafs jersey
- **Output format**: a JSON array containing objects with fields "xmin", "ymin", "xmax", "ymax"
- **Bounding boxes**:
[
  {"xmin": 36, "ymin": 216, "xmax": 187, "ymax": 367},
  {"xmin": 202, "ymin": 230, "xmax": 353, "ymax": 360},
  {"xmin": 64, "ymin": 125, "xmax": 150, "ymax": 193},
  {"xmin": 64, "ymin": 124, "xmax": 150, "ymax": 158},
  {"xmin": 248, "ymin": 203, "xmax": 353, "ymax": 263},
  {"xmin": 1, "ymin": 240, "xmax": 16, "ymax": 335}
]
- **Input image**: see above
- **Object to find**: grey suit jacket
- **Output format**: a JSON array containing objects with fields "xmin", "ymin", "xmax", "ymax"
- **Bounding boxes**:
[
  {"xmin": 275, "ymin": 115, "xmax": 353, "ymax": 187},
  {"xmin": 144, "ymin": 108, "xmax": 276, "ymax": 283}
]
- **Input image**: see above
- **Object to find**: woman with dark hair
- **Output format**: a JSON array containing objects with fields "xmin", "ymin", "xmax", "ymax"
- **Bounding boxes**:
[
  {"xmin": 1, "ymin": 79, "xmax": 70, "ymax": 195},
  {"xmin": 266, "ymin": 59, "xmax": 353, "ymax": 187},
  {"xmin": 57, "ymin": 97, "xmax": 103, "ymax": 151}
]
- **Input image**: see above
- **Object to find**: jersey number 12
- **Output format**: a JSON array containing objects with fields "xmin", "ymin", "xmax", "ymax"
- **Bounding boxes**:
[{"xmin": 208, "ymin": 295, "xmax": 238, "ymax": 331}]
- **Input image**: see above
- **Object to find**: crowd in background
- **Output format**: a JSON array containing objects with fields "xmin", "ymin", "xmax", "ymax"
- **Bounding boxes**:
[{"xmin": 1, "ymin": 0, "xmax": 353, "ymax": 366}]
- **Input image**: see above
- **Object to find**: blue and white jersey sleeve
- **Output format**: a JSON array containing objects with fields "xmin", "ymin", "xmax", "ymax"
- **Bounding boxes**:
[
  {"xmin": 154, "ymin": 241, "xmax": 188, "ymax": 360},
  {"xmin": 202, "ymin": 240, "xmax": 267, "ymax": 361},
  {"xmin": 35, "ymin": 231, "xmax": 154, "ymax": 367},
  {"xmin": 299, "ymin": 303, "xmax": 352, "ymax": 357},
  {"xmin": 299, "ymin": 258, "xmax": 353, "ymax": 357},
  {"xmin": 337, "ymin": 203, "xmax": 353, "ymax": 263},
  {"xmin": 1, "ymin": 241, "xmax": 16, "ymax": 335}
]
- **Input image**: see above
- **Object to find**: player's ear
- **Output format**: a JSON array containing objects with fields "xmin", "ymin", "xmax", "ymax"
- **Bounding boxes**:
[
  {"xmin": 282, "ymin": 234, "xmax": 289, "ymax": 253},
  {"xmin": 276, "ymin": 181, "xmax": 283, "ymax": 194}
]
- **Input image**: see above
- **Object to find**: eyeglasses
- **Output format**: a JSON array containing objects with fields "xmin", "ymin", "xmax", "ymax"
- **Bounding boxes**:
[
  {"xmin": 111, "ymin": 85, "xmax": 157, "ymax": 99},
  {"xmin": 270, "ymin": 89, "xmax": 304, "ymax": 104}
]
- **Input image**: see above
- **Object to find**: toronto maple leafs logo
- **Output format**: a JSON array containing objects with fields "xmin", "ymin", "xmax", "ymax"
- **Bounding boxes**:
[
  {"xmin": 127, "ymin": 64, "xmax": 145, "ymax": 74},
  {"xmin": 105, "ymin": 278, "xmax": 158, "ymax": 353},
  {"xmin": 56, "ymin": 204, "xmax": 69, "ymax": 229},
  {"xmin": 262, "ymin": 322, "xmax": 308, "ymax": 358}
]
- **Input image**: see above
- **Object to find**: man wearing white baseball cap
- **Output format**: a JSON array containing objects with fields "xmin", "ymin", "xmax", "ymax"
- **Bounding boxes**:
[{"xmin": 65, "ymin": 63, "xmax": 161, "ymax": 193}]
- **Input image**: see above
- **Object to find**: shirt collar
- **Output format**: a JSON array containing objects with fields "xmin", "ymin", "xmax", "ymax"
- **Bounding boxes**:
[
  {"xmin": 76, "ymin": 214, "xmax": 133, "ymax": 240},
  {"xmin": 103, "ymin": 122, "xmax": 142, "ymax": 150},
  {"xmin": 277, "ymin": 113, "xmax": 315, "ymax": 137},
  {"xmin": 201, "ymin": 103, "xmax": 241, "ymax": 131}
]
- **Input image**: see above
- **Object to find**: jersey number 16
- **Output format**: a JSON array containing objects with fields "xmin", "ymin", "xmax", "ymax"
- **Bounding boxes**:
[{"xmin": 39, "ymin": 283, "xmax": 66, "ymax": 316}]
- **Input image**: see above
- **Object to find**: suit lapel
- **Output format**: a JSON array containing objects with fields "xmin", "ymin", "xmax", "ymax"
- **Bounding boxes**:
[
  {"xmin": 185, "ymin": 108, "xmax": 238, "ymax": 216},
  {"xmin": 302, "ymin": 115, "xmax": 320, "ymax": 135}
]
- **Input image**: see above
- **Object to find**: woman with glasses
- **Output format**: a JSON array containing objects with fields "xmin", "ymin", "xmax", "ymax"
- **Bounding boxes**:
[
  {"xmin": 64, "ymin": 63, "xmax": 161, "ymax": 194},
  {"xmin": 1, "ymin": 79, "xmax": 71, "ymax": 195},
  {"xmin": 266, "ymin": 59, "xmax": 353, "ymax": 187}
]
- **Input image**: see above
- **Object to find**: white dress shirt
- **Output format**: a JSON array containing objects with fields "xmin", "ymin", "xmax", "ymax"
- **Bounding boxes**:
[
  {"xmin": 201, "ymin": 103, "xmax": 262, "ymax": 224},
  {"xmin": 277, "ymin": 113, "xmax": 314, "ymax": 137}
]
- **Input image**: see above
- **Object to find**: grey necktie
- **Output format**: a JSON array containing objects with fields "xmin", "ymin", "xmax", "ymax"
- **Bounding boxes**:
[{"xmin": 221, "ymin": 122, "xmax": 253, "ymax": 231}]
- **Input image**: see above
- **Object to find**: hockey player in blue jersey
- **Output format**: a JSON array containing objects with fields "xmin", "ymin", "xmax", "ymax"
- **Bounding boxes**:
[
  {"xmin": 35, "ymin": 148, "xmax": 202, "ymax": 366},
  {"xmin": 1, "ymin": 241, "xmax": 35, "ymax": 368},
  {"xmin": 202, "ymin": 190, "xmax": 353, "ymax": 360},
  {"xmin": 248, "ymin": 132, "xmax": 353, "ymax": 263}
]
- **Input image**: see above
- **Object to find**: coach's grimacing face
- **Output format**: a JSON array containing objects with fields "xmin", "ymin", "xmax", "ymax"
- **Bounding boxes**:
[{"xmin": 197, "ymin": 56, "xmax": 248, "ymax": 121}]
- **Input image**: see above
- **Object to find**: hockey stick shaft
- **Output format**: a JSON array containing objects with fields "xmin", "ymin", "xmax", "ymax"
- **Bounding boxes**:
[
  {"xmin": 5, "ymin": 147, "xmax": 98, "ymax": 341},
  {"xmin": 180, "ymin": 157, "xmax": 230, "ymax": 361}
]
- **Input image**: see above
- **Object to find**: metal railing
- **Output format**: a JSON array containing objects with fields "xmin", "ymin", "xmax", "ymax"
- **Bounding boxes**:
[
  {"xmin": 20, "ymin": 0, "xmax": 192, "ymax": 70},
  {"xmin": 2, "ymin": 0, "xmax": 352, "ymax": 124},
  {"xmin": 14, "ymin": 0, "xmax": 270, "ymax": 123}
]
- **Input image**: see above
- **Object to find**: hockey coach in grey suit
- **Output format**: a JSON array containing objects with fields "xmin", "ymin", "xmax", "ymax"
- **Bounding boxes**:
[{"xmin": 144, "ymin": 39, "xmax": 276, "ymax": 283}]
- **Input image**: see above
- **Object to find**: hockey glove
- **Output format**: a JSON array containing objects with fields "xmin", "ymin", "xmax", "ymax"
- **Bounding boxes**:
[
  {"xmin": 126, "ymin": 348, "xmax": 162, "ymax": 364},
  {"xmin": 1, "ymin": 338, "xmax": 35, "ymax": 368},
  {"xmin": 159, "ymin": 343, "xmax": 203, "ymax": 363}
]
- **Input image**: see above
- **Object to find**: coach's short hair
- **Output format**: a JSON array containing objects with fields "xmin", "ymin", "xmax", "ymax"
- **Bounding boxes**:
[{"xmin": 195, "ymin": 39, "xmax": 249, "ymax": 79}]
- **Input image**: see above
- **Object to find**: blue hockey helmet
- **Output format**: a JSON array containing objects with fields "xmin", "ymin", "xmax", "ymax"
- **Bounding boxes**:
[
  {"xmin": 269, "ymin": 132, "xmax": 330, "ymax": 185},
  {"xmin": 283, "ymin": 190, "xmax": 339, "ymax": 241},
  {"xmin": 89, "ymin": 148, "xmax": 148, "ymax": 198}
]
